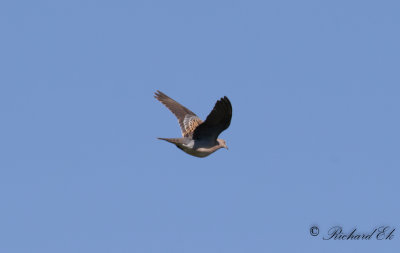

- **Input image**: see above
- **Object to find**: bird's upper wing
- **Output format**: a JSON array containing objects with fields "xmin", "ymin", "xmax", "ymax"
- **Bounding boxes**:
[
  {"xmin": 154, "ymin": 90, "xmax": 203, "ymax": 137},
  {"xmin": 192, "ymin": 96, "xmax": 232, "ymax": 141}
]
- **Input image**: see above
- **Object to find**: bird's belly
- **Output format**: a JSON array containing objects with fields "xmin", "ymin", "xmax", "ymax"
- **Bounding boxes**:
[{"xmin": 180, "ymin": 146, "xmax": 214, "ymax": 158}]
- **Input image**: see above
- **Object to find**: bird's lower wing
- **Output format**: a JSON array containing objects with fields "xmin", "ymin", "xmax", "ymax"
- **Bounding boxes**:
[{"xmin": 192, "ymin": 96, "xmax": 232, "ymax": 141}]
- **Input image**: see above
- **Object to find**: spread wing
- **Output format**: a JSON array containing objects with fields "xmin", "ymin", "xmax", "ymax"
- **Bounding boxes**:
[
  {"xmin": 192, "ymin": 96, "xmax": 232, "ymax": 141},
  {"xmin": 154, "ymin": 90, "xmax": 203, "ymax": 137}
]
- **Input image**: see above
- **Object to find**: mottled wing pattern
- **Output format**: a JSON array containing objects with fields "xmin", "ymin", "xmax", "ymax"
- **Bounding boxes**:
[
  {"xmin": 154, "ymin": 90, "xmax": 203, "ymax": 137},
  {"xmin": 192, "ymin": 96, "xmax": 232, "ymax": 141},
  {"xmin": 182, "ymin": 114, "xmax": 203, "ymax": 137}
]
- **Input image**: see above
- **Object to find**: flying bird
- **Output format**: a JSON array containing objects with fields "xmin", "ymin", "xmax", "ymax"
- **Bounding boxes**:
[{"xmin": 154, "ymin": 90, "xmax": 232, "ymax": 158}]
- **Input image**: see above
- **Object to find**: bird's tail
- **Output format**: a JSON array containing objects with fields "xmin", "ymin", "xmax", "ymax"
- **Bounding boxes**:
[{"xmin": 157, "ymin": 137, "xmax": 185, "ymax": 145}]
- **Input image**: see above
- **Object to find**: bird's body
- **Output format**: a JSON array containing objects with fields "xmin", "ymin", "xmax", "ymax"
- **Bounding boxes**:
[
  {"xmin": 158, "ymin": 137, "xmax": 223, "ymax": 157},
  {"xmin": 154, "ymin": 91, "xmax": 232, "ymax": 158}
]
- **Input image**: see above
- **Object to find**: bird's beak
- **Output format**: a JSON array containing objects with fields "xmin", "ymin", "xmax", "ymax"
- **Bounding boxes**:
[{"xmin": 225, "ymin": 145, "xmax": 229, "ymax": 150}]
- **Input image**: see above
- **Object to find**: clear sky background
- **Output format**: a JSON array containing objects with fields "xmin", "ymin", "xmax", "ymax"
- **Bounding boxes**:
[{"xmin": 1, "ymin": 0, "xmax": 399, "ymax": 252}]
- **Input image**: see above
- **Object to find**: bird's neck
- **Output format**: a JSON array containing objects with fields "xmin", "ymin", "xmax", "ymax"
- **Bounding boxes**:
[{"xmin": 210, "ymin": 143, "xmax": 223, "ymax": 152}]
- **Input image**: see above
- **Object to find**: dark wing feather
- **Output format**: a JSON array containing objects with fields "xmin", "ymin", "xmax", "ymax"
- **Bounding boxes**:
[
  {"xmin": 154, "ymin": 90, "xmax": 202, "ymax": 137},
  {"xmin": 192, "ymin": 96, "xmax": 232, "ymax": 141}
]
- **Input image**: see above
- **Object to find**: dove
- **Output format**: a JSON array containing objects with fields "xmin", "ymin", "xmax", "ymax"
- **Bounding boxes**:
[{"xmin": 154, "ymin": 90, "xmax": 232, "ymax": 158}]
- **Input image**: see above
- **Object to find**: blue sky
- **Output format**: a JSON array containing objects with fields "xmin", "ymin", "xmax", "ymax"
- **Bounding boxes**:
[{"xmin": 1, "ymin": 0, "xmax": 399, "ymax": 252}]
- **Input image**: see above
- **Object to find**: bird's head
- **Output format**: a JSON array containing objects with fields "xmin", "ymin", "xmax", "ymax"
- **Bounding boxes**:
[{"xmin": 217, "ymin": 139, "xmax": 228, "ymax": 150}]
